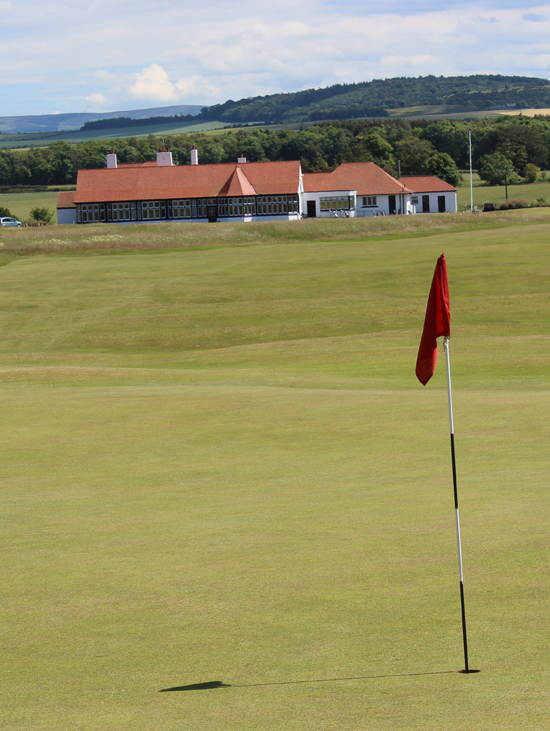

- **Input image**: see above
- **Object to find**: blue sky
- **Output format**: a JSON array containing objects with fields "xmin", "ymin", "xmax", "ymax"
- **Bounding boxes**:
[{"xmin": 1, "ymin": 0, "xmax": 550, "ymax": 116}]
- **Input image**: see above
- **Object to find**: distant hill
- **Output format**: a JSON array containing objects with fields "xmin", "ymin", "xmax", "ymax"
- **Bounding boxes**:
[
  {"xmin": 195, "ymin": 75, "xmax": 550, "ymax": 124},
  {"xmin": 0, "ymin": 105, "xmax": 203, "ymax": 134},
  {"xmin": 5, "ymin": 74, "xmax": 550, "ymax": 140}
]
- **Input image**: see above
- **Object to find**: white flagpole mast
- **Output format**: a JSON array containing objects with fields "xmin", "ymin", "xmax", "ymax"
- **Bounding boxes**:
[
  {"xmin": 443, "ymin": 336, "xmax": 471, "ymax": 673},
  {"xmin": 469, "ymin": 131, "xmax": 474, "ymax": 214}
]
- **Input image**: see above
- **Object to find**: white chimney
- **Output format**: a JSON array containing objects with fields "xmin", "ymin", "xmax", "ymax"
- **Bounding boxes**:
[
  {"xmin": 106, "ymin": 149, "xmax": 117, "ymax": 169},
  {"xmin": 190, "ymin": 145, "xmax": 199, "ymax": 165},
  {"xmin": 237, "ymin": 154, "xmax": 247, "ymax": 163},
  {"xmin": 157, "ymin": 148, "xmax": 174, "ymax": 166}
]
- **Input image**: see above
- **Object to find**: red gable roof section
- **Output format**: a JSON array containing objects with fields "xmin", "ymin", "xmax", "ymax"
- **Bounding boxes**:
[
  {"xmin": 398, "ymin": 176, "xmax": 456, "ymax": 192},
  {"xmin": 74, "ymin": 160, "xmax": 300, "ymax": 204},
  {"xmin": 304, "ymin": 162, "xmax": 412, "ymax": 195},
  {"xmin": 218, "ymin": 167, "xmax": 257, "ymax": 197},
  {"xmin": 57, "ymin": 191, "xmax": 76, "ymax": 208}
]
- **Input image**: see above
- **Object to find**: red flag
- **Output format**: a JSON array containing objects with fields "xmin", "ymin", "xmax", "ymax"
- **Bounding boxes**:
[{"xmin": 416, "ymin": 254, "xmax": 451, "ymax": 385}]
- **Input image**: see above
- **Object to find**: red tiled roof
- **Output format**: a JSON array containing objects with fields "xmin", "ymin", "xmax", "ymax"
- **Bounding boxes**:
[
  {"xmin": 304, "ymin": 162, "xmax": 412, "ymax": 195},
  {"xmin": 218, "ymin": 167, "xmax": 257, "ymax": 197},
  {"xmin": 74, "ymin": 160, "xmax": 301, "ymax": 204},
  {"xmin": 118, "ymin": 161, "xmax": 158, "ymax": 168},
  {"xmin": 398, "ymin": 176, "xmax": 457, "ymax": 192},
  {"xmin": 57, "ymin": 191, "xmax": 76, "ymax": 208}
]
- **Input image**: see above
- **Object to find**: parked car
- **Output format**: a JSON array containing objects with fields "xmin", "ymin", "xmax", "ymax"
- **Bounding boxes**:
[
  {"xmin": 482, "ymin": 202, "xmax": 497, "ymax": 212},
  {"xmin": 0, "ymin": 216, "xmax": 22, "ymax": 227}
]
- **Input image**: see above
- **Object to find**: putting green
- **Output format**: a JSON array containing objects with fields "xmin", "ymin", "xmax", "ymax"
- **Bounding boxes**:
[{"xmin": 1, "ymin": 221, "xmax": 549, "ymax": 730}]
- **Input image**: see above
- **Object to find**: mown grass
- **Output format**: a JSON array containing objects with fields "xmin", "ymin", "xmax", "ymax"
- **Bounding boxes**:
[
  {"xmin": 0, "ymin": 216, "xmax": 549, "ymax": 730},
  {"xmin": 457, "ymin": 179, "xmax": 550, "ymax": 209}
]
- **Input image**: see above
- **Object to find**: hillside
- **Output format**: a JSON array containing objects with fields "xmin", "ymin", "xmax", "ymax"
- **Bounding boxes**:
[
  {"xmin": 0, "ymin": 104, "xmax": 203, "ymax": 135},
  {"xmin": 4, "ymin": 74, "xmax": 550, "ymax": 140},
  {"xmin": 196, "ymin": 74, "xmax": 550, "ymax": 124},
  {"xmin": 70, "ymin": 74, "xmax": 550, "ymax": 131}
]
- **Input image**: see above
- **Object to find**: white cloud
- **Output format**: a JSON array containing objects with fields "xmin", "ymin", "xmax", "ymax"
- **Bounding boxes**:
[
  {"xmin": 85, "ymin": 92, "xmax": 108, "ymax": 109},
  {"xmin": 175, "ymin": 75, "xmax": 220, "ymax": 99},
  {"xmin": 2, "ymin": 1, "xmax": 550, "ymax": 115},
  {"xmin": 129, "ymin": 64, "xmax": 179, "ymax": 102}
]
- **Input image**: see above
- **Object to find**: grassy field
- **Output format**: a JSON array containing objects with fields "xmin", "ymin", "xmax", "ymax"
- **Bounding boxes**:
[
  {"xmin": 457, "ymin": 175, "xmax": 550, "ymax": 209},
  {"xmin": 1, "ymin": 214, "xmax": 549, "ymax": 730},
  {"xmin": 0, "ymin": 122, "xmax": 228, "ymax": 150},
  {"xmin": 0, "ymin": 190, "xmax": 58, "ymax": 223}
]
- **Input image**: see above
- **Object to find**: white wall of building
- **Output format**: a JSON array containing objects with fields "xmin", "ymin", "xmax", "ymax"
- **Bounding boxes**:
[
  {"xmin": 57, "ymin": 208, "xmax": 77, "ymax": 224},
  {"xmin": 410, "ymin": 191, "xmax": 457, "ymax": 214},
  {"xmin": 355, "ymin": 193, "xmax": 415, "ymax": 216},
  {"xmin": 302, "ymin": 189, "xmax": 357, "ymax": 218}
]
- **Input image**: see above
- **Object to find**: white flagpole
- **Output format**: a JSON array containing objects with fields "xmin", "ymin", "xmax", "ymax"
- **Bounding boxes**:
[
  {"xmin": 469, "ymin": 131, "xmax": 474, "ymax": 214},
  {"xmin": 443, "ymin": 336, "xmax": 471, "ymax": 673}
]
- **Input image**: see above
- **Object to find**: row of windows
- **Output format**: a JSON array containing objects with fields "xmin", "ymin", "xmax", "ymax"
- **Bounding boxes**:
[
  {"xmin": 362, "ymin": 196, "xmax": 377, "ymax": 207},
  {"xmin": 320, "ymin": 196, "xmax": 355, "ymax": 211},
  {"xmin": 77, "ymin": 196, "xmax": 300, "ymax": 223}
]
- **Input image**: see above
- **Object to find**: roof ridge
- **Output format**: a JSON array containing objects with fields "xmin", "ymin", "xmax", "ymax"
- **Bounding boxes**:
[{"xmin": 218, "ymin": 166, "xmax": 257, "ymax": 197}]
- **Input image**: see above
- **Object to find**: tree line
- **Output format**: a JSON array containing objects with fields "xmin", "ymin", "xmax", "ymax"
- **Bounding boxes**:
[{"xmin": 3, "ymin": 114, "xmax": 550, "ymax": 188}]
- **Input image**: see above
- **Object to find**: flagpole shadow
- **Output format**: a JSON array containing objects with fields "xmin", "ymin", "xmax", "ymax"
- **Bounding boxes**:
[{"xmin": 159, "ymin": 669, "xmax": 472, "ymax": 692}]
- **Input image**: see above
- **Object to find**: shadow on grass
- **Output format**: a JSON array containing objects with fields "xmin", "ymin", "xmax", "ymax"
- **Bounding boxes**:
[{"xmin": 159, "ymin": 670, "xmax": 462, "ymax": 692}]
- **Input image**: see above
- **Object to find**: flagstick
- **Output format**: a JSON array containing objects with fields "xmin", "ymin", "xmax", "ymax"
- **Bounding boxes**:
[{"xmin": 443, "ymin": 336, "xmax": 470, "ymax": 673}]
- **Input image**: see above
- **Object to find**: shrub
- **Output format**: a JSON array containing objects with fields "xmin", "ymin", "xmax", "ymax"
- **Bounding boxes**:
[
  {"xmin": 0, "ymin": 206, "xmax": 12, "ymax": 217},
  {"xmin": 30, "ymin": 206, "xmax": 54, "ymax": 224},
  {"xmin": 499, "ymin": 199, "xmax": 529, "ymax": 210},
  {"xmin": 524, "ymin": 163, "xmax": 540, "ymax": 184}
]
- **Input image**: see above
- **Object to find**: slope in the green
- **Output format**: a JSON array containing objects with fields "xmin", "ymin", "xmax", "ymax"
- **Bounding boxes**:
[{"xmin": 0, "ymin": 217, "xmax": 549, "ymax": 730}]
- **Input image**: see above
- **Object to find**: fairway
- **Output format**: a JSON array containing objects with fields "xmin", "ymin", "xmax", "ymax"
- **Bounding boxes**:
[{"xmin": 1, "ymin": 219, "xmax": 549, "ymax": 729}]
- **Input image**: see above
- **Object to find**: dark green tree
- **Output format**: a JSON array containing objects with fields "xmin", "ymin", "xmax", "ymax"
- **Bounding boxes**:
[
  {"xmin": 425, "ymin": 152, "xmax": 461, "ymax": 186},
  {"xmin": 394, "ymin": 136, "xmax": 437, "ymax": 175},
  {"xmin": 479, "ymin": 152, "xmax": 520, "ymax": 185}
]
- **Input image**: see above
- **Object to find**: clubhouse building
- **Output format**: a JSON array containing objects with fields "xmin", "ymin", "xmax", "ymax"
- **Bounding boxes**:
[{"xmin": 57, "ymin": 147, "xmax": 457, "ymax": 224}]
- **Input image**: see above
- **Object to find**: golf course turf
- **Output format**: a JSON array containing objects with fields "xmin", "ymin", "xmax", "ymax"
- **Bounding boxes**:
[{"xmin": 1, "ymin": 214, "xmax": 549, "ymax": 729}]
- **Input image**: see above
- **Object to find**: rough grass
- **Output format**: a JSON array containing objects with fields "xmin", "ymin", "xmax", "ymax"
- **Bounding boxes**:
[
  {"xmin": 2, "ymin": 209, "xmax": 550, "ymax": 263},
  {"xmin": 1, "ymin": 218, "xmax": 549, "ymax": 730}
]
